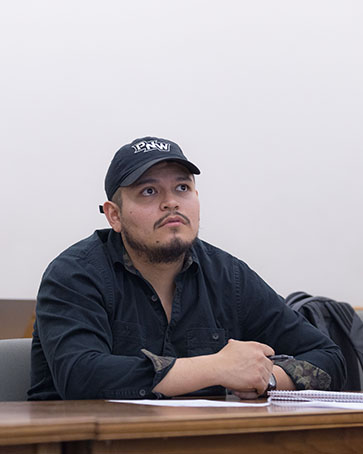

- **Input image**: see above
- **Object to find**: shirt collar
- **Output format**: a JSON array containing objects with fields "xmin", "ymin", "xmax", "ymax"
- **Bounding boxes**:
[{"xmin": 106, "ymin": 229, "xmax": 126, "ymax": 266}]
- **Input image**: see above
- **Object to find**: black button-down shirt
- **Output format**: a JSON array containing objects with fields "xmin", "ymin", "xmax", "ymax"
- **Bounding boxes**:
[{"xmin": 28, "ymin": 229, "xmax": 346, "ymax": 400}]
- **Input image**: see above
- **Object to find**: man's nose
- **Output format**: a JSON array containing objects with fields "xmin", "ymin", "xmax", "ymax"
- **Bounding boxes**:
[{"xmin": 160, "ymin": 193, "xmax": 179, "ymax": 211}]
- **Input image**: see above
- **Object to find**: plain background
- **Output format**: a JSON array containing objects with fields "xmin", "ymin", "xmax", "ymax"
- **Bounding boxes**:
[{"xmin": 1, "ymin": 1, "xmax": 362, "ymax": 305}]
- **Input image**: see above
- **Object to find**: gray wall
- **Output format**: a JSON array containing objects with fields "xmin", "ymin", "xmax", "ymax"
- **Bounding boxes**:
[{"xmin": 1, "ymin": 1, "xmax": 362, "ymax": 305}]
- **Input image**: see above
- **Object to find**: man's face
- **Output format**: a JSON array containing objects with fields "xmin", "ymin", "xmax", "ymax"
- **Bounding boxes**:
[{"xmin": 117, "ymin": 161, "xmax": 200, "ymax": 262}]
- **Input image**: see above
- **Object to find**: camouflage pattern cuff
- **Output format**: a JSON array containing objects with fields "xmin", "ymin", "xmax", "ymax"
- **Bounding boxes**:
[
  {"xmin": 141, "ymin": 348, "xmax": 175, "ymax": 373},
  {"xmin": 275, "ymin": 358, "xmax": 332, "ymax": 390}
]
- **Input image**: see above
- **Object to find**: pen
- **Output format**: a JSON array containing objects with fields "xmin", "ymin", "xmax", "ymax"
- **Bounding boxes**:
[{"xmin": 268, "ymin": 354, "xmax": 294, "ymax": 361}]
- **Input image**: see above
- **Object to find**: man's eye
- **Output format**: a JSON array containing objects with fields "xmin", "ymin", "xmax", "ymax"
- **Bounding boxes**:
[
  {"xmin": 142, "ymin": 187, "xmax": 156, "ymax": 196},
  {"xmin": 176, "ymin": 184, "xmax": 189, "ymax": 192}
]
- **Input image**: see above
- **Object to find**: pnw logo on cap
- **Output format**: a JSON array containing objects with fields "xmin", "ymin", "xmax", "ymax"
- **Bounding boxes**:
[{"xmin": 132, "ymin": 140, "xmax": 171, "ymax": 154}]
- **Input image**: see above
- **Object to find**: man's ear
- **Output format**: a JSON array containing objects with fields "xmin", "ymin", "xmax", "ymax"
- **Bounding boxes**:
[{"xmin": 103, "ymin": 201, "xmax": 122, "ymax": 233}]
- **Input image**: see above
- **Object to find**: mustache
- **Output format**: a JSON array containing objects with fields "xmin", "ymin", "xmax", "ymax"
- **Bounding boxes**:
[{"xmin": 154, "ymin": 212, "xmax": 191, "ymax": 230}]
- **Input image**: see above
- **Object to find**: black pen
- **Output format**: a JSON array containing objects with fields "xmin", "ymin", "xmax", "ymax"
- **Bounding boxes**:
[{"xmin": 268, "ymin": 354, "xmax": 294, "ymax": 361}]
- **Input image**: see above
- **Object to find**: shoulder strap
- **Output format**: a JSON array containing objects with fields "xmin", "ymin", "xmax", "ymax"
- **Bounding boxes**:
[
  {"xmin": 285, "ymin": 291, "xmax": 311, "ymax": 307},
  {"xmin": 286, "ymin": 292, "xmax": 330, "ymax": 313},
  {"xmin": 326, "ymin": 301, "xmax": 363, "ymax": 368}
]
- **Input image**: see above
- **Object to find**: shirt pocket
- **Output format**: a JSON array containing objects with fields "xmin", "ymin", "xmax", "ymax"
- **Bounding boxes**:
[
  {"xmin": 186, "ymin": 328, "xmax": 226, "ymax": 356},
  {"xmin": 111, "ymin": 320, "xmax": 145, "ymax": 356}
]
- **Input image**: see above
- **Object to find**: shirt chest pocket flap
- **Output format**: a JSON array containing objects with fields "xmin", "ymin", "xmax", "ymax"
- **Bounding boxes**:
[
  {"xmin": 187, "ymin": 328, "xmax": 226, "ymax": 356},
  {"xmin": 111, "ymin": 321, "xmax": 145, "ymax": 356}
]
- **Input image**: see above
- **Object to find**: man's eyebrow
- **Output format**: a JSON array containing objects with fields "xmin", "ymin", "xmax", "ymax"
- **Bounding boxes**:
[
  {"xmin": 176, "ymin": 175, "xmax": 194, "ymax": 182},
  {"xmin": 132, "ymin": 174, "xmax": 193, "ymax": 187}
]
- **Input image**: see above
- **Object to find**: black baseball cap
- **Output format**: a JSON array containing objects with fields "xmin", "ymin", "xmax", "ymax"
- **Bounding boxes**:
[{"xmin": 104, "ymin": 136, "xmax": 200, "ymax": 200}]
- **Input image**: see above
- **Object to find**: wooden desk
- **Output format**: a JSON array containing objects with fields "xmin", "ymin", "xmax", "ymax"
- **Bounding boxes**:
[
  {"xmin": 1, "ymin": 400, "xmax": 363, "ymax": 454},
  {"xmin": 0, "ymin": 400, "xmax": 95, "ymax": 454}
]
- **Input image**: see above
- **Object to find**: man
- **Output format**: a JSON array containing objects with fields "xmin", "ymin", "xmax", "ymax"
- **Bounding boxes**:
[{"xmin": 28, "ymin": 137, "xmax": 346, "ymax": 400}]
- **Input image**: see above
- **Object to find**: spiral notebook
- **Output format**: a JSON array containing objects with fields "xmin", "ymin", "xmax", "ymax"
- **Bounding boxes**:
[{"xmin": 268, "ymin": 390, "xmax": 363, "ymax": 403}]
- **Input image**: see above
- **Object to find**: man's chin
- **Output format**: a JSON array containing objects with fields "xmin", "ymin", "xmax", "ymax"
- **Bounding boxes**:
[
  {"xmin": 145, "ymin": 238, "xmax": 195, "ymax": 264},
  {"xmin": 122, "ymin": 228, "xmax": 197, "ymax": 264}
]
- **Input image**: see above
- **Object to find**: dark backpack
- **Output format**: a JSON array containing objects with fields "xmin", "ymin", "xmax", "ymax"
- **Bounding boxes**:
[{"xmin": 285, "ymin": 291, "xmax": 363, "ymax": 391}]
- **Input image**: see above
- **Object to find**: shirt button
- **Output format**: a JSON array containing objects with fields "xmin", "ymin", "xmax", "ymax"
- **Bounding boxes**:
[
  {"xmin": 139, "ymin": 389, "xmax": 146, "ymax": 397},
  {"xmin": 151, "ymin": 295, "xmax": 158, "ymax": 302},
  {"xmin": 212, "ymin": 333, "xmax": 220, "ymax": 341}
]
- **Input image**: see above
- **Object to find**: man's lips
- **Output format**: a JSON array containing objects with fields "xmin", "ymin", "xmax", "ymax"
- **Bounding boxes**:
[
  {"xmin": 159, "ymin": 216, "xmax": 187, "ymax": 228},
  {"xmin": 154, "ymin": 213, "xmax": 190, "ymax": 229}
]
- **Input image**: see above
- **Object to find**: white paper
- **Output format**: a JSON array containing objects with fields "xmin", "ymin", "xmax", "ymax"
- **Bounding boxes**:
[
  {"xmin": 109, "ymin": 398, "xmax": 363, "ymax": 410},
  {"xmin": 109, "ymin": 399, "xmax": 270, "ymax": 407}
]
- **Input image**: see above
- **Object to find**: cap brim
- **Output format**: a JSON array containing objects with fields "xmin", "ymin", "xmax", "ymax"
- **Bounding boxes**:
[{"xmin": 120, "ymin": 157, "xmax": 200, "ymax": 187}]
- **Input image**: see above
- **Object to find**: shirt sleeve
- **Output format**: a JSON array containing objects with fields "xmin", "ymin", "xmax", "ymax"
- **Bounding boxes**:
[
  {"xmin": 141, "ymin": 349, "xmax": 176, "ymax": 392},
  {"xmin": 33, "ymin": 252, "xmax": 170, "ymax": 400},
  {"xmin": 275, "ymin": 359, "xmax": 332, "ymax": 390},
  {"xmin": 235, "ymin": 260, "xmax": 347, "ymax": 391}
]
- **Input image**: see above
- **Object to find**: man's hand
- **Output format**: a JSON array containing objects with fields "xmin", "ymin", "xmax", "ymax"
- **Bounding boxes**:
[
  {"xmin": 214, "ymin": 339, "xmax": 274, "ymax": 396},
  {"xmin": 231, "ymin": 363, "xmax": 297, "ymax": 400}
]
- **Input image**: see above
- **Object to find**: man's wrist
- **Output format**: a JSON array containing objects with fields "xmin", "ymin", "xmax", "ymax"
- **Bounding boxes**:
[
  {"xmin": 261, "ymin": 373, "xmax": 276, "ymax": 397},
  {"xmin": 272, "ymin": 364, "xmax": 296, "ymax": 391}
]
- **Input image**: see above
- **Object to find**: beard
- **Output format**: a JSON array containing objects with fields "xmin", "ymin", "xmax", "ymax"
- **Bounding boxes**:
[{"xmin": 122, "ymin": 226, "xmax": 196, "ymax": 264}]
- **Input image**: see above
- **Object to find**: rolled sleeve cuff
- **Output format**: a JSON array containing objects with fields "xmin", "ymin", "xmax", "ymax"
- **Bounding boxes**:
[
  {"xmin": 141, "ymin": 349, "xmax": 177, "ymax": 396},
  {"xmin": 275, "ymin": 358, "xmax": 332, "ymax": 390}
]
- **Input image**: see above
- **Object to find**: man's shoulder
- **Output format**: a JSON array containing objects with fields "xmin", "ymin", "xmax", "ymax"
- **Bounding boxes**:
[
  {"xmin": 57, "ymin": 228, "xmax": 111, "ymax": 259},
  {"xmin": 45, "ymin": 229, "xmax": 114, "ymax": 275},
  {"xmin": 193, "ymin": 238, "xmax": 236, "ymax": 258},
  {"xmin": 192, "ymin": 238, "xmax": 248, "ymax": 270}
]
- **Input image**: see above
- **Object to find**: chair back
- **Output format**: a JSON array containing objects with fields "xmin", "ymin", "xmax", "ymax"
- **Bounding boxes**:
[{"xmin": 0, "ymin": 338, "xmax": 32, "ymax": 401}]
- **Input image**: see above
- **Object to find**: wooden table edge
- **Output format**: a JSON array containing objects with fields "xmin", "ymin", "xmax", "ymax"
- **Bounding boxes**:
[
  {"xmin": 95, "ymin": 408, "xmax": 363, "ymax": 440},
  {"xmin": 0, "ymin": 420, "xmax": 96, "ymax": 446}
]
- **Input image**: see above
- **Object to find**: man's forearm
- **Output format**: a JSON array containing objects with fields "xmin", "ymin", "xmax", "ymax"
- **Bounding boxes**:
[{"xmin": 153, "ymin": 354, "xmax": 219, "ymax": 396}]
